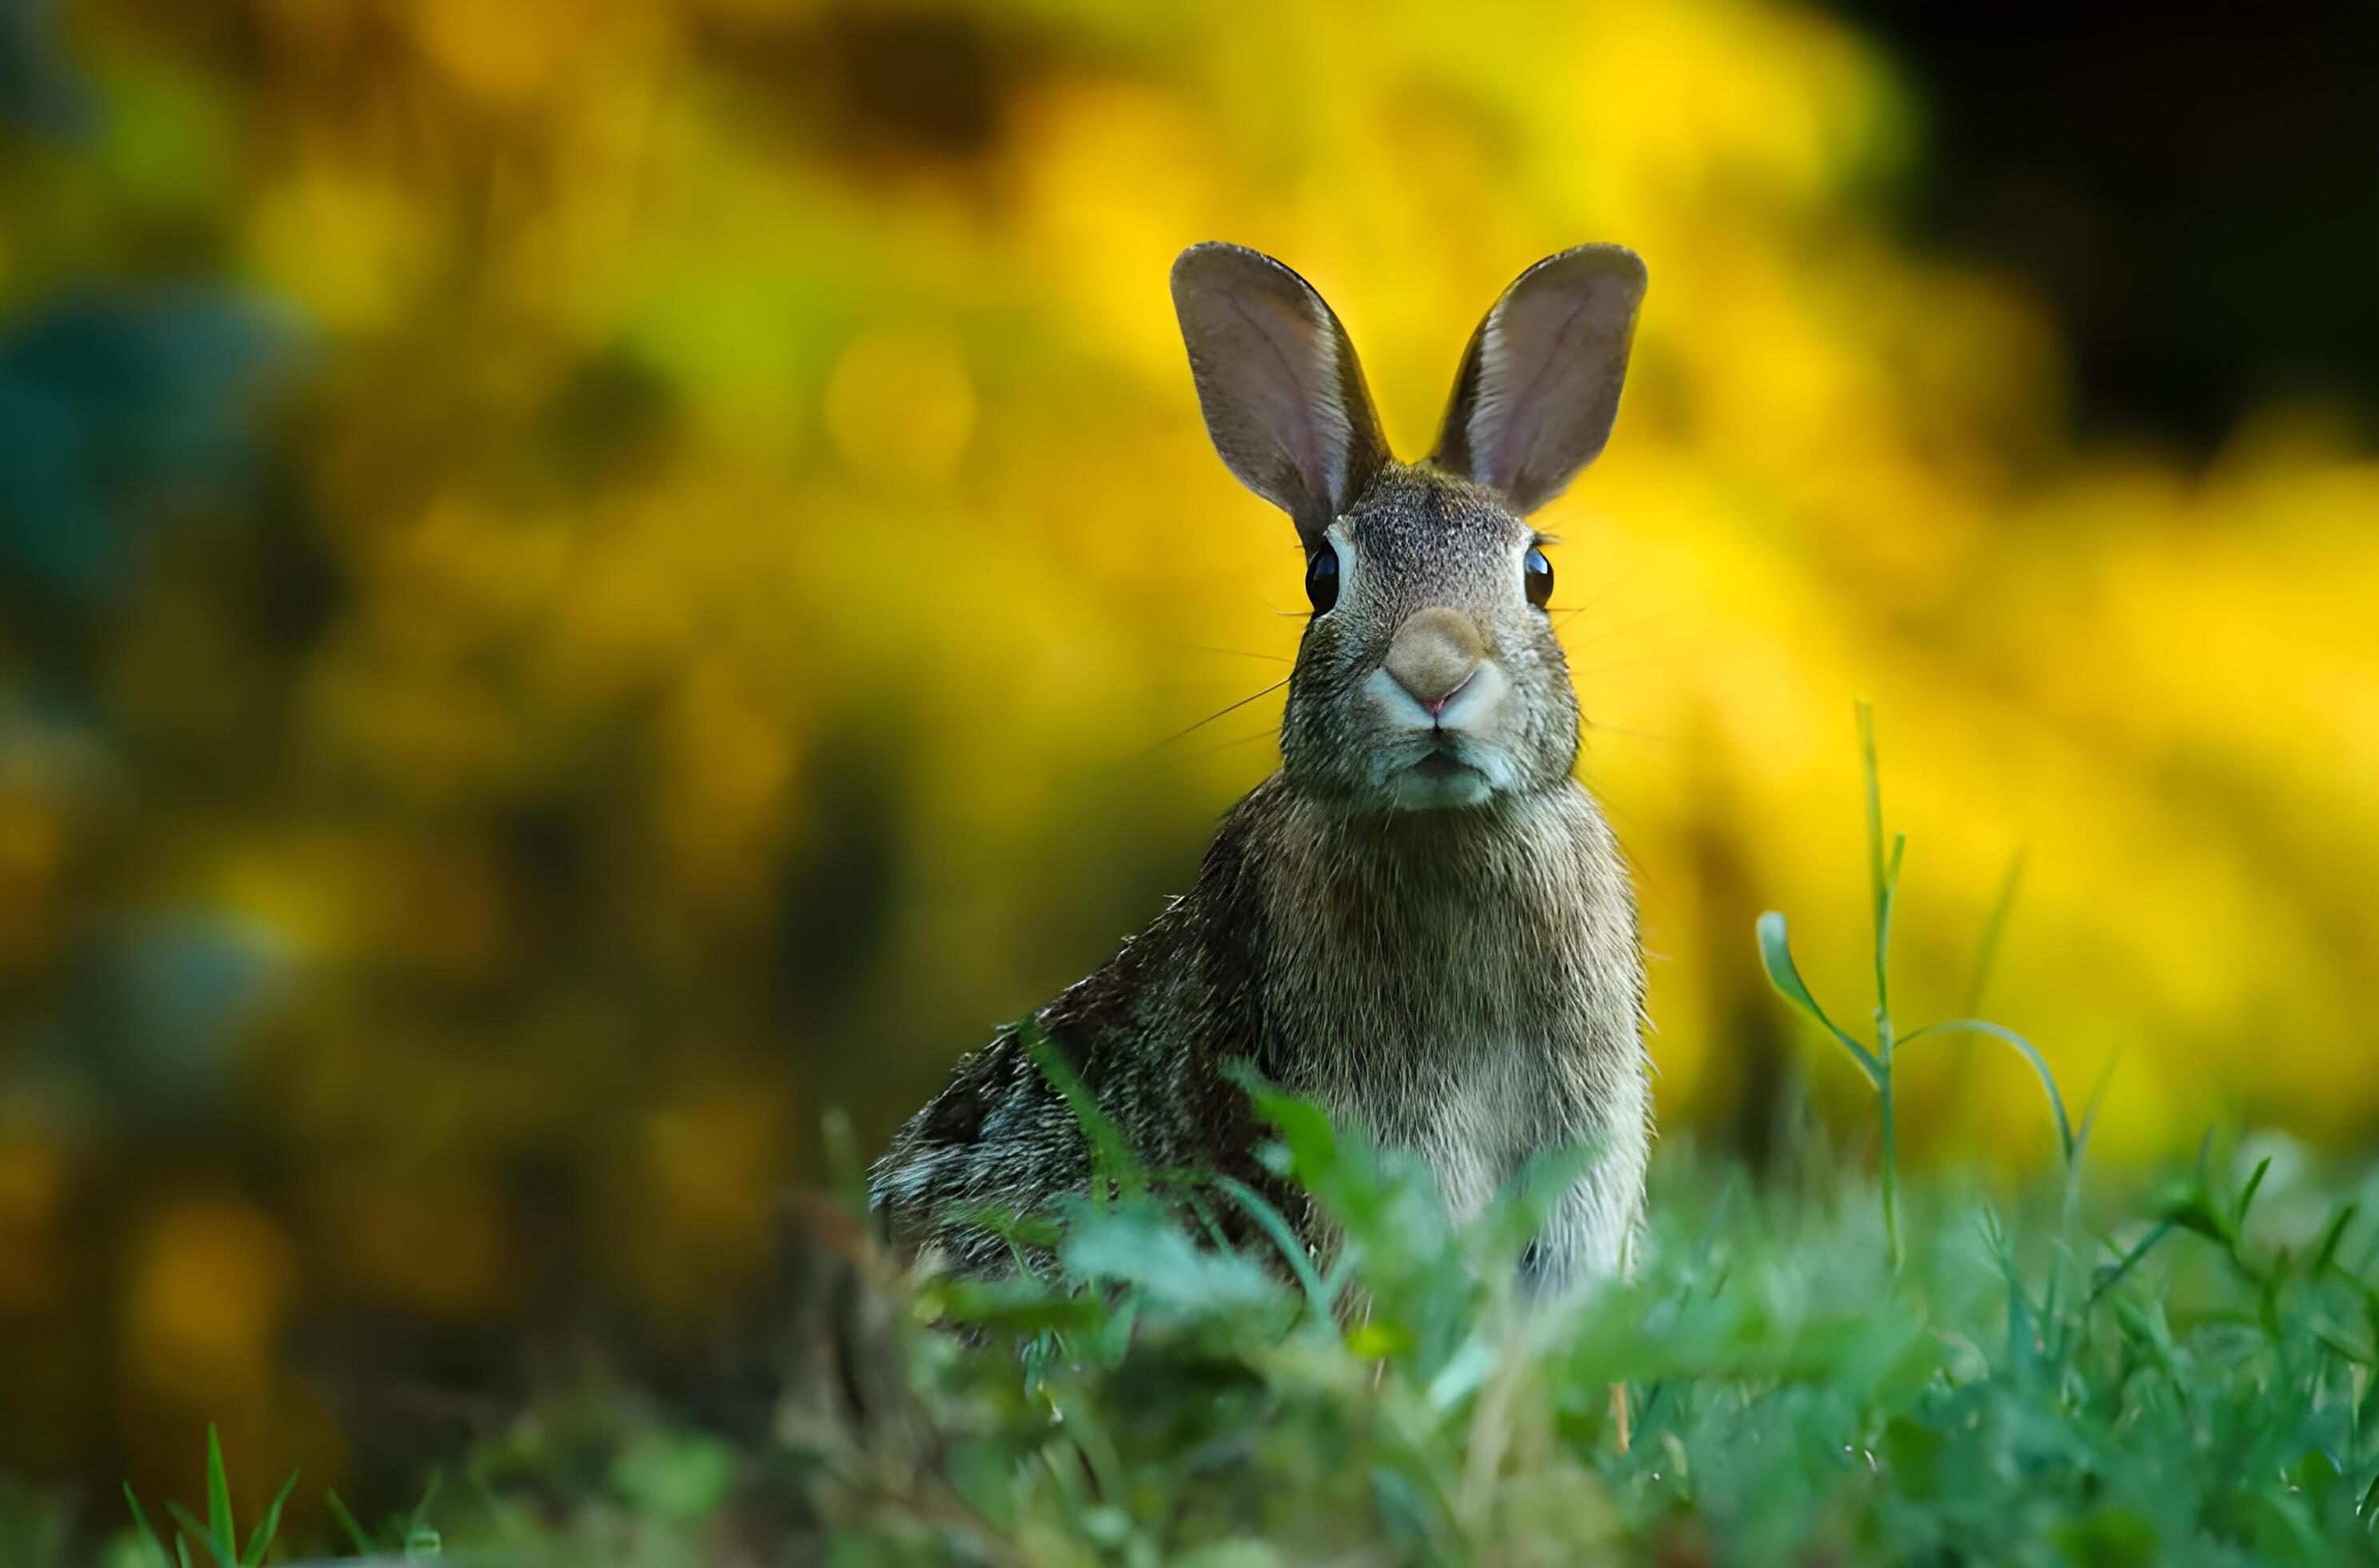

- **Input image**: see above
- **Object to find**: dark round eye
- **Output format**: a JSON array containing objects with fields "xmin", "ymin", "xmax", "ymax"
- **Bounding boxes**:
[
  {"xmin": 1304, "ymin": 544, "xmax": 1340, "ymax": 614},
  {"xmin": 1524, "ymin": 545, "xmax": 1554, "ymax": 608}
]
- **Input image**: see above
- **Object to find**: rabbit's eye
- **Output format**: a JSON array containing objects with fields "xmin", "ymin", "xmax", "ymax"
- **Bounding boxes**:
[
  {"xmin": 1304, "ymin": 545, "xmax": 1340, "ymax": 614},
  {"xmin": 1524, "ymin": 545, "xmax": 1554, "ymax": 608}
]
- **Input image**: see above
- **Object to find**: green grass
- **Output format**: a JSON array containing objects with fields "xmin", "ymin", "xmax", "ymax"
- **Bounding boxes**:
[
  {"xmin": 121, "ymin": 1426, "xmax": 301, "ymax": 1568},
  {"xmin": 1758, "ymin": 702, "xmax": 2081, "ymax": 1270},
  {"xmin": 99, "ymin": 1118, "xmax": 2379, "ymax": 1566},
  {"xmin": 73, "ymin": 720, "xmax": 2379, "ymax": 1563}
]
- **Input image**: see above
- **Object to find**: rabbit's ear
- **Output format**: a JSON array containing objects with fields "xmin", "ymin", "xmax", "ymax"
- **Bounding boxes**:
[
  {"xmin": 1431, "ymin": 245, "xmax": 1646, "ymax": 516},
  {"xmin": 1171, "ymin": 243, "xmax": 1391, "ymax": 541}
]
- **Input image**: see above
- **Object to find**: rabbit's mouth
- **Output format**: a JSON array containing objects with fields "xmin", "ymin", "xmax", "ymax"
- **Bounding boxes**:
[
  {"xmin": 1376, "ymin": 739, "xmax": 1500, "ymax": 810},
  {"xmin": 1410, "ymin": 749, "xmax": 1475, "ymax": 782},
  {"xmin": 1352, "ymin": 662, "xmax": 1520, "ymax": 809}
]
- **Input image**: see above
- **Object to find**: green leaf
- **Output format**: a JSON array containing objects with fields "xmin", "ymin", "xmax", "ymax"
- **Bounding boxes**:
[
  {"xmin": 1897, "ymin": 1018, "xmax": 2073, "ymax": 1160},
  {"xmin": 1879, "ymin": 1416, "xmax": 1946, "ymax": 1502},
  {"xmin": 323, "ymin": 1490, "xmax": 374, "ymax": 1557},
  {"xmin": 2313, "ymin": 1202, "xmax": 2359, "ymax": 1274},
  {"xmin": 162, "ymin": 1506, "xmax": 235, "ymax": 1568},
  {"xmin": 1961, "ymin": 846, "xmax": 2027, "ymax": 1015},
  {"xmin": 1876, "ymin": 830, "xmax": 1905, "ymax": 1018},
  {"xmin": 2153, "ymin": 1179, "xmax": 2229, "ymax": 1245},
  {"xmin": 928, "ymin": 1276, "xmax": 1107, "ymax": 1336},
  {"xmin": 958, "ymin": 1202, "xmax": 1064, "ymax": 1252},
  {"xmin": 1754, "ymin": 911, "xmax": 1880, "ymax": 1085},
  {"xmin": 1171, "ymin": 1543, "xmax": 1286, "ymax": 1568},
  {"xmin": 2285, "ymin": 1447, "xmax": 2343, "ymax": 1510},
  {"xmin": 239, "ymin": 1470, "xmax": 298, "ymax": 1566},
  {"xmin": 406, "ymin": 1470, "xmax": 444, "ymax": 1548},
  {"xmin": 203, "ymin": 1426, "xmax": 235, "ymax": 1566},
  {"xmin": 122, "ymin": 1484, "xmax": 174, "ymax": 1568},
  {"xmin": 2089, "ymin": 1220, "xmax": 2175, "ymax": 1305},
  {"xmin": 1348, "ymin": 1318, "xmax": 1417, "ymax": 1358},
  {"xmin": 1977, "ymin": 1210, "xmax": 2042, "ymax": 1382},
  {"xmin": 1478, "ymin": 1136, "xmax": 1605, "ymax": 1271},
  {"xmin": 2312, "ymin": 1323, "xmax": 2377, "ymax": 1368},
  {"xmin": 2234, "ymin": 1154, "xmax": 2273, "ymax": 1232},
  {"xmin": 2072, "ymin": 1056, "xmax": 2117, "ymax": 1169},
  {"xmin": 1021, "ymin": 1019, "xmax": 1145, "ymax": 1202},
  {"xmin": 1224, "ymin": 1060, "xmax": 1341, "ymax": 1179},
  {"xmin": 611, "ymin": 1430, "xmax": 736, "ymax": 1525},
  {"xmin": 1210, "ymin": 1173, "xmax": 1333, "ymax": 1323},
  {"xmin": 2050, "ymin": 1508, "xmax": 2157, "ymax": 1568},
  {"xmin": 1059, "ymin": 1198, "xmax": 1280, "ymax": 1315}
]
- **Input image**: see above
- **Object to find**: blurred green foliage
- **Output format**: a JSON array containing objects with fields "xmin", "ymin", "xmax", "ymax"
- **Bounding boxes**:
[{"xmin": 1, "ymin": 0, "xmax": 2376, "ymax": 1535}]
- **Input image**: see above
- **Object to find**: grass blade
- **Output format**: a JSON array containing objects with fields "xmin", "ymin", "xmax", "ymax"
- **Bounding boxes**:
[
  {"xmin": 240, "ymin": 1470, "xmax": 298, "ymax": 1566},
  {"xmin": 324, "ymin": 1490, "xmax": 374, "ymax": 1557},
  {"xmin": 1961, "ymin": 847, "xmax": 2027, "ymax": 1015},
  {"xmin": 2235, "ymin": 1154, "xmax": 2273, "ymax": 1232},
  {"xmin": 2090, "ymin": 1219, "xmax": 2177, "ymax": 1304},
  {"xmin": 1211, "ymin": 1172, "xmax": 1333, "ymax": 1324},
  {"xmin": 1755, "ymin": 912, "xmax": 1880, "ymax": 1085},
  {"xmin": 1876, "ymin": 832, "xmax": 1905, "ymax": 1020},
  {"xmin": 1898, "ymin": 1018, "xmax": 2073, "ymax": 1159},
  {"xmin": 122, "ymin": 1484, "xmax": 174, "ymax": 1568},
  {"xmin": 1224, "ymin": 1059, "xmax": 1344, "ymax": 1179},
  {"xmin": 1858, "ymin": 702, "xmax": 1885, "ymax": 942},
  {"xmin": 2071, "ymin": 1055, "xmax": 2118, "ymax": 1169},
  {"xmin": 202, "ymin": 1426, "xmax": 235, "ymax": 1566},
  {"xmin": 407, "ymin": 1469, "xmax": 445, "ymax": 1545},
  {"xmin": 164, "ymin": 1504, "xmax": 237, "ymax": 1568},
  {"xmin": 1021, "ymin": 1019, "xmax": 1144, "ymax": 1202},
  {"xmin": 2314, "ymin": 1202, "xmax": 2361, "ymax": 1275}
]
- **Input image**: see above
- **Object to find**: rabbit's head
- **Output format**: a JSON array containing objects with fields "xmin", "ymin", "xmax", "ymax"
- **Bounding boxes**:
[{"xmin": 1172, "ymin": 242, "xmax": 1646, "ymax": 813}]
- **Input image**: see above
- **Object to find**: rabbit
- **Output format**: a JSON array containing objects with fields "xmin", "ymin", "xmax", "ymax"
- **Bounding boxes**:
[{"xmin": 871, "ymin": 242, "xmax": 1652, "ymax": 1294}]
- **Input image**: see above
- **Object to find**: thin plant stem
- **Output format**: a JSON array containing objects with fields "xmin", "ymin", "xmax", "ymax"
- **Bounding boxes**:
[{"xmin": 1858, "ymin": 702, "xmax": 1906, "ymax": 1272}]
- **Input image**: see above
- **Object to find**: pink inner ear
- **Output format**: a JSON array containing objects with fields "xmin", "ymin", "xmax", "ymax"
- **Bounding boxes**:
[
  {"xmin": 1453, "ymin": 249, "xmax": 1644, "ymax": 514},
  {"xmin": 1226, "ymin": 286, "xmax": 1340, "ymax": 507},
  {"xmin": 1491, "ymin": 293, "xmax": 1586, "ymax": 484},
  {"xmin": 1175, "ymin": 243, "xmax": 1393, "ymax": 527}
]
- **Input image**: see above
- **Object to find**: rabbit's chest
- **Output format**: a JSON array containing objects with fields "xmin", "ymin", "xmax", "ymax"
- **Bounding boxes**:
[
  {"xmin": 1402, "ymin": 1039, "xmax": 1568, "ymax": 1224},
  {"xmin": 1254, "ymin": 792, "xmax": 1644, "ymax": 1218},
  {"xmin": 1273, "ymin": 891, "xmax": 1607, "ymax": 1207}
]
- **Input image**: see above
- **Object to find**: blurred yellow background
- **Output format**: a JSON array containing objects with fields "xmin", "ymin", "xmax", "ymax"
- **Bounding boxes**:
[{"xmin": 2, "ymin": 0, "xmax": 2375, "ymax": 1513}]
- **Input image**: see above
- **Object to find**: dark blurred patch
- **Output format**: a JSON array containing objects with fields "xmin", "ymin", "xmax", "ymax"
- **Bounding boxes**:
[
  {"xmin": 1834, "ymin": 3, "xmax": 2379, "ymax": 450},
  {"xmin": 694, "ymin": 3, "xmax": 1024, "ymax": 169},
  {"xmin": 0, "ymin": 294, "xmax": 290, "ymax": 603},
  {"xmin": 775, "ymin": 732, "xmax": 907, "ymax": 1018},
  {"xmin": 503, "ymin": 802, "xmax": 595, "ymax": 946},
  {"xmin": 0, "ymin": 0, "xmax": 88, "ymax": 134},
  {"xmin": 241, "ymin": 470, "xmax": 346, "ymax": 654},
  {"xmin": 539, "ymin": 347, "xmax": 679, "ymax": 496},
  {"xmin": 819, "ymin": 6, "xmax": 1003, "ymax": 159}
]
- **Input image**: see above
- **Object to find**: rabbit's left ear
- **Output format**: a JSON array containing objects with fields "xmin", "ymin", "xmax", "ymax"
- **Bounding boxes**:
[
  {"xmin": 1171, "ymin": 242, "xmax": 1391, "ymax": 546},
  {"xmin": 1430, "ymin": 245, "xmax": 1647, "ymax": 516}
]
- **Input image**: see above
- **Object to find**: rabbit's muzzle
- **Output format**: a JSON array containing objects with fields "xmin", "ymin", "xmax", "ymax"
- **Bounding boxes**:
[{"xmin": 1364, "ymin": 606, "xmax": 1521, "ymax": 810}]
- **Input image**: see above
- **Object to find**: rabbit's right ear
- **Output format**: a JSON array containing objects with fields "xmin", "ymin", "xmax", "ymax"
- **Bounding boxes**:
[
  {"xmin": 1431, "ymin": 245, "xmax": 1647, "ymax": 516},
  {"xmin": 1171, "ymin": 243, "xmax": 1391, "ymax": 544}
]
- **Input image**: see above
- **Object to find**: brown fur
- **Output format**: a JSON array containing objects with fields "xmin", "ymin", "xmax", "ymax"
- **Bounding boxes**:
[{"xmin": 871, "ymin": 245, "xmax": 1652, "ymax": 1292}]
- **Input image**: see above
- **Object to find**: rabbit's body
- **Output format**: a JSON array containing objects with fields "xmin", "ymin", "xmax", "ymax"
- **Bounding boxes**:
[
  {"xmin": 873, "ymin": 245, "xmax": 1655, "ymax": 1292},
  {"xmin": 874, "ymin": 766, "xmax": 1646, "ymax": 1283}
]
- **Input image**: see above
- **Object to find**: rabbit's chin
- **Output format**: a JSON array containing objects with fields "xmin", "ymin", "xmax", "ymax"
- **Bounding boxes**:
[{"xmin": 1373, "ymin": 742, "xmax": 1510, "ymax": 812}]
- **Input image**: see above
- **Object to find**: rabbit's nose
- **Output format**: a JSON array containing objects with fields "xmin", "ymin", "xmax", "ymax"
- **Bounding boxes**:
[{"xmin": 1384, "ymin": 607, "xmax": 1487, "ymax": 715}]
